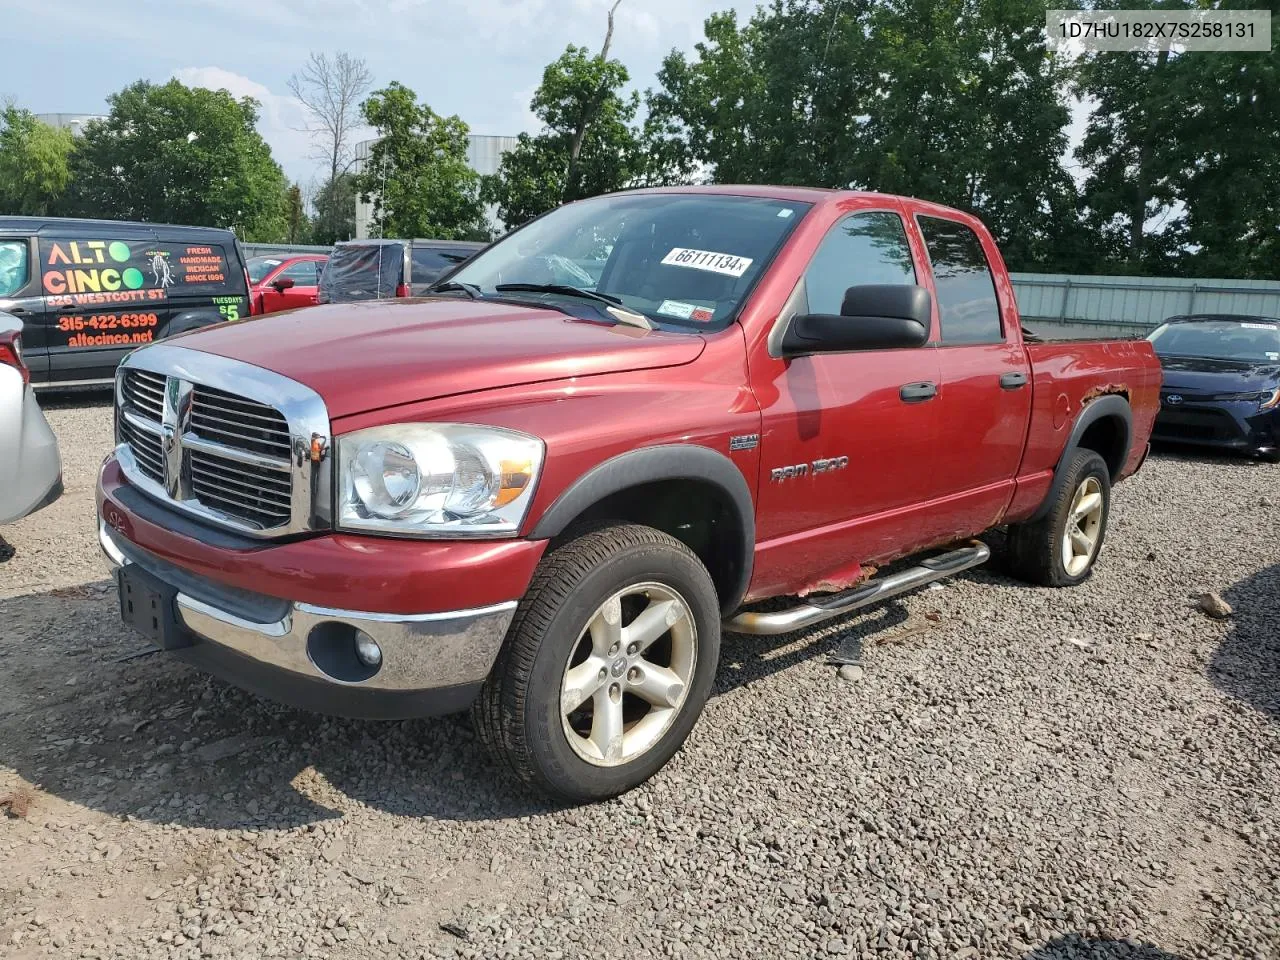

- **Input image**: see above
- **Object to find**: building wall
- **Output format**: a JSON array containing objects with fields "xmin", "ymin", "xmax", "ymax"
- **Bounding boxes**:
[
  {"xmin": 35, "ymin": 113, "xmax": 106, "ymax": 137},
  {"xmin": 351, "ymin": 134, "xmax": 518, "ymax": 240}
]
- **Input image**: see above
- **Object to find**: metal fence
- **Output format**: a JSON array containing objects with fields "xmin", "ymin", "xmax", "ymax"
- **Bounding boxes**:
[
  {"xmin": 241, "ymin": 242, "xmax": 1279, "ymax": 342},
  {"xmin": 1011, "ymin": 273, "xmax": 1280, "ymax": 340}
]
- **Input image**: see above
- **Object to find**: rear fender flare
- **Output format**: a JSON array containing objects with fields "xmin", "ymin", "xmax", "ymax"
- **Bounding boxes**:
[
  {"xmin": 528, "ymin": 444, "xmax": 756, "ymax": 612},
  {"xmin": 1028, "ymin": 394, "xmax": 1132, "ymax": 522}
]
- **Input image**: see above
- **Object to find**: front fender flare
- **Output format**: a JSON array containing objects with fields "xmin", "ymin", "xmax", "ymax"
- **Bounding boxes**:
[{"xmin": 529, "ymin": 443, "xmax": 756, "ymax": 612}]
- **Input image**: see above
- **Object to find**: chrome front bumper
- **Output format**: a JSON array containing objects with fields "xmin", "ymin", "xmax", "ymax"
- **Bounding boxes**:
[{"xmin": 100, "ymin": 522, "xmax": 517, "ymax": 717}]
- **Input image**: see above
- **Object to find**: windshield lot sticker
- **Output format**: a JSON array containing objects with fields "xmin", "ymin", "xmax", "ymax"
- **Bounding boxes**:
[
  {"xmin": 1241, "ymin": 322, "xmax": 1277, "ymax": 330},
  {"xmin": 691, "ymin": 307, "xmax": 714, "ymax": 322},
  {"xmin": 661, "ymin": 248, "xmax": 753, "ymax": 278},
  {"xmin": 657, "ymin": 300, "xmax": 696, "ymax": 320}
]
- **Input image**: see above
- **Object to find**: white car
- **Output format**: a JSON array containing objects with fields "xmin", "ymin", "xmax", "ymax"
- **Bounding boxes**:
[{"xmin": 0, "ymin": 311, "xmax": 61, "ymax": 524}]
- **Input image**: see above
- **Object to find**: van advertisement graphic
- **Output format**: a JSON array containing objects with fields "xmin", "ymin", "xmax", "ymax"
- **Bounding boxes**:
[{"xmin": 40, "ymin": 239, "xmax": 230, "ymax": 306}]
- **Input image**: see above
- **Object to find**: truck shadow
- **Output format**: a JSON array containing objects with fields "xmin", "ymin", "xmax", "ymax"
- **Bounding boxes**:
[
  {"xmin": 1214, "ymin": 562, "xmax": 1280, "ymax": 722},
  {"xmin": 1020, "ymin": 934, "xmax": 1183, "ymax": 959},
  {"xmin": 0, "ymin": 576, "xmax": 962, "ymax": 831}
]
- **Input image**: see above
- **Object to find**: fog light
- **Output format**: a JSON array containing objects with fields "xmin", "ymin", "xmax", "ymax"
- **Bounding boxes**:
[{"xmin": 354, "ymin": 631, "xmax": 382, "ymax": 667}]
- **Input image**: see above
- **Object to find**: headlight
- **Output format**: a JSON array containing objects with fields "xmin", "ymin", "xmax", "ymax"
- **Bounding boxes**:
[
  {"xmin": 337, "ymin": 424, "xmax": 544, "ymax": 538},
  {"xmin": 1215, "ymin": 389, "xmax": 1280, "ymax": 409}
]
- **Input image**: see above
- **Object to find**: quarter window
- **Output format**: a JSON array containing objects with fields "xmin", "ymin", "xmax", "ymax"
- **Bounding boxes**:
[
  {"xmin": 0, "ymin": 240, "xmax": 30, "ymax": 297},
  {"xmin": 918, "ymin": 216, "xmax": 1002, "ymax": 344},
  {"xmin": 802, "ymin": 212, "xmax": 916, "ymax": 316}
]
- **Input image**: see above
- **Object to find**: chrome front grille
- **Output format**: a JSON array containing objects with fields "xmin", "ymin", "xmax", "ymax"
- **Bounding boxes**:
[
  {"xmin": 118, "ymin": 413, "xmax": 164, "ymax": 484},
  {"xmin": 114, "ymin": 346, "xmax": 332, "ymax": 538},
  {"xmin": 189, "ymin": 449, "xmax": 293, "ymax": 528},
  {"xmin": 190, "ymin": 385, "xmax": 293, "ymax": 460},
  {"xmin": 122, "ymin": 369, "xmax": 165, "ymax": 422}
]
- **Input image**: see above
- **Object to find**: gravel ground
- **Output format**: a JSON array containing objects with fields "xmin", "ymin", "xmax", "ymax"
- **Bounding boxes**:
[{"xmin": 0, "ymin": 395, "xmax": 1276, "ymax": 960}]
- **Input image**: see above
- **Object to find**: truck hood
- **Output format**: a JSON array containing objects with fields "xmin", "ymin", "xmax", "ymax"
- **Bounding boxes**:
[
  {"xmin": 1158, "ymin": 355, "xmax": 1280, "ymax": 395},
  {"xmin": 173, "ymin": 298, "xmax": 706, "ymax": 418}
]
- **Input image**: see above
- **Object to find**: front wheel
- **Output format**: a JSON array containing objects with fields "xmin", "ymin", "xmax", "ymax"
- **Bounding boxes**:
[
  {"xmin": 1006, "ymin": 449, "xmax": 1111, "ymax": 587},
  {"xmin": 473, "ymin": 523, "xmax": 721, "ymax": 802}
]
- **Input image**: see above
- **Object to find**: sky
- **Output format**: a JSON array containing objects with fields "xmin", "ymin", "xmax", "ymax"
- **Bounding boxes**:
[
  {"xmin": 2, "ymin": 0, "xmax": 747, "ymax": 190},
  {"xmin": 3, "ymin": 0, "xmax": 1093, "ymax": 193}
]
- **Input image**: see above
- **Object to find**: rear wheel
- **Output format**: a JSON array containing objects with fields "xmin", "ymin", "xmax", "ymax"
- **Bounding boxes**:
[
  {"xmin": 1007, "ymin": 449, "xmax": 1110, "ymax": 587},
  {"xmin": 473, "ymin": 523, "xmax": 720, "ymax": 802}
]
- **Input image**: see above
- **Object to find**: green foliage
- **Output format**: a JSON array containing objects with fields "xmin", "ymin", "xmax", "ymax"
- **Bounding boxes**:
[
  {"xmin": 483, "ymin": 45, "xmax": 640, "ymax": 228},
  {"xmin": 647, "ymin": 0, "xmax": 1077, "ymax": 271},
  {"xmin": 63, "ymin": 80, "xmax": 288, "ymax": 240},
  {"xmin": 354, "ymin": 82, "xmax": 486, "ymax": 240},
  {"xmin": 0, "ymin": 106, "xmax": 75, "ymax": 216},
  {"xmin": 1076, "ymin": 4, "xmax": 1280, "ymax": 280},
  {"xmin": 284, "ymin": 183, "xmax": 311, "ymax": 244},
  {"xmin": 312, "ymin": 172, "xmax": 356, "ymax": 244}
]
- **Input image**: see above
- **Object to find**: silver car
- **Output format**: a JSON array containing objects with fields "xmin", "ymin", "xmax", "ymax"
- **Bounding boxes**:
[{"xmin": 0, "ymin": 311, "xmax": 61, "ymax": 524}]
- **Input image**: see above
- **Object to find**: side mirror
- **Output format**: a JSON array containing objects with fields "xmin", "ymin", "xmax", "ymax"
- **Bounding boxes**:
[
  {"xmin": 781, "ymin": 284, "xmax": 931, "ymax": 357},
  {"xmin": 271, "ymin": 276, "xmax": 296, "ymax": 292}
]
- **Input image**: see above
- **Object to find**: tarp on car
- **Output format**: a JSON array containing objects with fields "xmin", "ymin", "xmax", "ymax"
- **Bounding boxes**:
[{"xmin": 318, "ymin": 242, "xmax": 404, "ymax": 303}]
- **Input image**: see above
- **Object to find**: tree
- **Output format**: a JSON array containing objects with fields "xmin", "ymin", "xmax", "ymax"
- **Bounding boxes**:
[
  {"xmin": 353, "ymin": 82, "xmax": 486, "ymax": 239},
  {"xmin": 284, "ymin": 182, "xmax": 311, "ymax": 244},
  {"xmin": 289, "ymin": 52, "xmax": 372, "ymax": 244},
  {"xmin": 861, "ymin": 0, "xmax": 1077, "ymax": 271},
  {"xmin": 310, "ymin": 172, "xmax": 356, "ymax": 244},
  {"xmin": 646, "ymin": 0, "xmax": 1078, "ymax": 271},
  {"xmin": 63, "ymin": 79, "xmax": 288, "ymax": 240},
  {"xmin": 483, "ymin": 5, "xmax": 640, "ymax": 228},
  {"xmin": 0, "ymin": 105, "xmax": 74, "ymax": 216}
]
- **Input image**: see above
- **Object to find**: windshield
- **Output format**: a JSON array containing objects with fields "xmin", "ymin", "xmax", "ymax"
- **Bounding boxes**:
[
  {"xmin": 1148, "ymin": 318, "xmax": 1280, "ymax": 364},
  {"xmin": 447, "ymin": 193, "xmax": 812, "ymax": 330},
  {"xmin": 247, "ymin": 257, "xmax": 282, "ymax": 284}
]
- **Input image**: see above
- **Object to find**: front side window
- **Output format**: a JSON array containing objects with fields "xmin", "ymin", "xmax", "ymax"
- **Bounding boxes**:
[
  {"xmin": 802, "ymin": 212, "xmax": 916, "ymax": 315},
  {"xmin": 280, "ymin": 259, "xmax": 320, "ymax": 285},
  {"xmin": 449, "ymin": 193, "xmax": 812, "ymax": 331},
  {"xmin": 0, "ymin": 240, "xmax": 30, "ymax": 297},
  {"xmin": 918, "ymin": 216, "xmax": 1002, "ymax": 345}
]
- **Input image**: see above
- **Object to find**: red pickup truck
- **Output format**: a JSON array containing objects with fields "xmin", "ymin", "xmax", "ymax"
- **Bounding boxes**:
[{"xmin": 96, "ymin": 186, "xmax": 1160, "ymax": 801}]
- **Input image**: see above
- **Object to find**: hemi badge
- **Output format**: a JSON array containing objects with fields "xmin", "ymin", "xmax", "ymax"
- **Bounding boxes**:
[{"xmin": 729, "ymin": 434, "xmax": 759, "ymax": 452}]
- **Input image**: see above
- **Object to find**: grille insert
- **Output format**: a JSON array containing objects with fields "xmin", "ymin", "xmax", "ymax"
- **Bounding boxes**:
[
  {"xmin": 117, "ymin": 368, "xmax": 299, "ymax": 532},
  {"xmin": 122, "ymin": 369, "xmax": 166, "ymax": 422}
]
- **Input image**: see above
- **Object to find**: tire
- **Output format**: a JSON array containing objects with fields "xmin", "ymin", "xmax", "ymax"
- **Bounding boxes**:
[
  {"xmin": 1257, "ymin": 448, "xmax": 1280, "ymax": 464},
  {"xmin": 473, "ymin": 523, "xmax": 721, "ymax": 802},
  {"xmin": 1006, "ymin": 449, "xmax": 1111, "ymax": 587}
]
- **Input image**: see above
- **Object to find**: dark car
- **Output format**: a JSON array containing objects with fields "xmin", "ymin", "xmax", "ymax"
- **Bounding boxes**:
[
  {"xmin": 1148, "ymin": 314, "xmax": 1280, "ymax": 462},
  {"xmin": 317, "ymin": 238, "xmax": 483, "ymax": 304},
  {"xmin": 0, "ymin": 217, "xmax": 251, "ymax": 388}
]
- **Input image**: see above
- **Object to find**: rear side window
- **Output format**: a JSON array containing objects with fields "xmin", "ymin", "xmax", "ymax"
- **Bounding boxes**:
[
  {"xmin": 918, "ymin": 216, "xmax": 1002, "ymax": 344},
  {"xmin": 38, "ymin": 238, "xmax": 240, "ymax": 302},
  {"xmin": 411, "ymin": 247, "xmax": 471, "ymax": 284},
  {"xmin": 802, "ymin": 212, "xmax": 916, "ymax": 315},
  {"xmin": 0, "ymin": 240, "xmax": 29, "ymax": 297}
]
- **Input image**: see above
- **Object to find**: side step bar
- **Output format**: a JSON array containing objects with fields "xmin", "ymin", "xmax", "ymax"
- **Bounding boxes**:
[{"xmin": 723, "ymin": 541, "xmax": 991, "ymax": 636}]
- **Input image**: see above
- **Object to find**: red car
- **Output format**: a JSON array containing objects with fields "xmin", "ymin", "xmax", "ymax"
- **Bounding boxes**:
[
  {"xmin": 98, "ymin": 186, "xmax": 1160, "ymax": 801},
  {"xmin": 247, "ymin": 254, "xmax": 327, "ymax": 315}
]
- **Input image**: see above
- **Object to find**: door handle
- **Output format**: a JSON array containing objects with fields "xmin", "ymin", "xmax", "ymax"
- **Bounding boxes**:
[
  {"xmin": 999, "ymin": 371, "xmax": 1028, "ymax": 390},
  {"xmin": 899, "ymin": 381, "xmax": 937, "ymax": 403}
]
